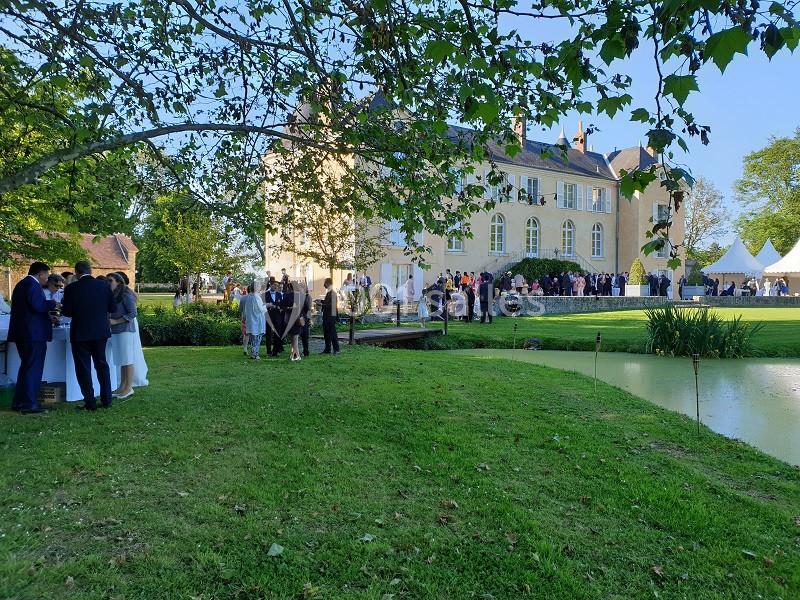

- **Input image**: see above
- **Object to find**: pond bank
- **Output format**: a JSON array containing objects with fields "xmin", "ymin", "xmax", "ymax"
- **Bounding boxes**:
[{"xmin": 449, "ymin": 349, "xmax": 800, "ymax": 465}]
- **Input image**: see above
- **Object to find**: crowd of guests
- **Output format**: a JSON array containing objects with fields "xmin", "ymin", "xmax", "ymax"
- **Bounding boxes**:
[
  {"xmin": 681, "ymin": 274, "xmax": 791, "ymax": 297},
  {"xmin": 421, "ymin": 268, "xmax": 672, "ymax": 299},
  {"xmin": 236, "ymin": 272, "xmax": 341, "ymax": 361},
  {"xmin": 7, "ymin": 261, "xmax": 147, "ymax": 414}
]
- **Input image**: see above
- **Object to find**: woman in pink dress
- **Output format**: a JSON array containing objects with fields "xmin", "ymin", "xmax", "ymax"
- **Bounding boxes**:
[{"xmin": 576, "ymin": 275, "xmax": 585, "ymax": 296}]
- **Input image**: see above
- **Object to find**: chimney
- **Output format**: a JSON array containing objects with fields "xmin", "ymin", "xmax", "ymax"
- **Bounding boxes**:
[
  {"xmin": 512, "ymin": 110, "xmax": 527, "ymax": 148},
  {"xmin": 574, "ymin": 120, "xmax": 587, "ymax": 153}
]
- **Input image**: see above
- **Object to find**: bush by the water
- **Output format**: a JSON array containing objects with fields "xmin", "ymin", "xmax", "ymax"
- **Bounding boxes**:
[
  {"xmin": 644, "ymin": 305, "xmax": 763, "ymax": 358},
  {"xmin": 503, "ymin": 257, "xmax": 583, "ymax": 284},
  {"xmin": 138, "ymin": 302, "xmax": 241, "ymax": 346}
]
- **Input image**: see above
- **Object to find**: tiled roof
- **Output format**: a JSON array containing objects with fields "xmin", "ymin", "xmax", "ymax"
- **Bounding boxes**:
[
  {"xmin": 77, "ymin": 234, "xmax": 137, "ymax": 269},
  {"xmin": 448, "ymin": 125, "xmax": 617, "ymax": 181}
]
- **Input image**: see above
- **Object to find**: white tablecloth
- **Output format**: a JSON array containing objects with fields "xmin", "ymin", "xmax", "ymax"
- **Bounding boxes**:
[{"xmin": 1, "ymin": 326, "xmax": 117, "ymax": 402}]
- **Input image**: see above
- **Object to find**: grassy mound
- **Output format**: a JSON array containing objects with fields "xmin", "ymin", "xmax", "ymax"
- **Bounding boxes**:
[{"xmin": 1, "ymin": 347, "xmax": 798, "ymax": 598}]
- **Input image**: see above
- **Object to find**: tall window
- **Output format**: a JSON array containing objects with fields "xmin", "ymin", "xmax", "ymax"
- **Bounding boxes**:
[
  {"xmin": 655, "ymin": 204, "xmax": 670, "ymax": 258},
  {"xmin": 591, "ymin": 188, "xmax": 606, "ymax": 212},
  {"xmin": 447, "ymin": 222, "xmax": 464, "ymax": 252},
  {"xmin": 564, "ymin": 183, "xmax": 577, "ymax": 209},
  {"xmin": 490, "ymin": 214, "xmax": 506, "ymax": 254},
  {"xmin": 385, "ymin": 219, "xmax": 403, "ymax": 246},
  {"xmin": 525, "ymin": 217, "xmax": 539, "ymax": 257},
  {"xmin": 591, "ymin": 223, "xmax": 604, "ymax": 258},
  {"xmin": 561, "ymin": 220, "xmax": 575, "ymax": 257},
  {"xmin": 526, "ymin": 177, "xmax": 539, "ymax": 203}
]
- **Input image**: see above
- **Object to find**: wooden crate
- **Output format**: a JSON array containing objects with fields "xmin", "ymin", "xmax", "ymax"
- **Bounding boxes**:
[{"xmin": 39, "ymin": 383, "xmax": 66, "ymax": 405}]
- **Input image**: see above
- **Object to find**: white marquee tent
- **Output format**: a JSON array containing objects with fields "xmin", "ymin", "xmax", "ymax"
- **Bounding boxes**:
[
  {"xmin": 754, "ymin": 238, "xmax": 782, "ymax": 268},
  {"xmin": 702, "ymin": 236, "xmax": 764, "ymax": 277},
  {"xmin": 764, "ymin": 237, "xmax": 800, "ymax": 275}
]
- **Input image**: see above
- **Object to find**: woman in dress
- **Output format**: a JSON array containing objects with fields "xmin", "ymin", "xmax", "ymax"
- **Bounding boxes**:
[
  {"xmin": 575, "ymin": 274, "xmax": 585, "ymax": 296},
  {"xmin": 282, "ymin": 282, "xmax": 304, "ymax": 361},
  {"xmin": 107, "ymin": 272, "xmax": 138, "ymax": 399},
  {"xmin": 239, "ymin": 283, "xmax": 266, "ymax": 359},
  {"xmin": 418, "ymin": 288, "xmax": 430, "ymax": 328}
]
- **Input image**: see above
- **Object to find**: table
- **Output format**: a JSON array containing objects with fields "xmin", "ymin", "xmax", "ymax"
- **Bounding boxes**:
[{"xmin": 0, "ymin": 326, "xmax": 117, "ymax": 402}]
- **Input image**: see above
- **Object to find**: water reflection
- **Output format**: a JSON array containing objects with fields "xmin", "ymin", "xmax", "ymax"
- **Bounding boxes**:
[{"xmin": 450, "ymin": 350, "xmax": 800, "ymax": 465}]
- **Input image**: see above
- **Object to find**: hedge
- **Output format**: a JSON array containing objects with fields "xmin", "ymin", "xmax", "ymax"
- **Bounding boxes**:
[
  {"xmin": 501, "ymin": 257, "xmax": 584, "ymax": 284},
  {"xmin": 138, "ymin": 302, "xmax": 241, "ymax": 346}
]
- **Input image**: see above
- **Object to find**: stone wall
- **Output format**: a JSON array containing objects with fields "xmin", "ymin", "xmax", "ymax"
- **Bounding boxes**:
[
  {"xmin": 492, "ymin": 295, "xmax": 671, "ymax": 316},
  {"xmin": 696, "ymin": 296, "xmax": 800, "ymax": 307}
]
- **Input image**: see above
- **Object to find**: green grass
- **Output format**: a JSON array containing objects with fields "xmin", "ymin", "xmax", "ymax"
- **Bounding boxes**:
[
  {"xmin": 1, "ymin": 347, "xmax": 798, "ymax": 598},
  {"xmin": 417, "ymin": 308, "xmax": 800, "ymax": 357},
  {"xmin": 137, "ymin": 293, "xmax": 176, "ymax": 310}
]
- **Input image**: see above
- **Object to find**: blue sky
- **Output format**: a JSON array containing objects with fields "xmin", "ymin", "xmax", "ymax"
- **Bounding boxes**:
[{"xmin": 512, "ymin": 23, "xmax": 798, "ymax": 245}]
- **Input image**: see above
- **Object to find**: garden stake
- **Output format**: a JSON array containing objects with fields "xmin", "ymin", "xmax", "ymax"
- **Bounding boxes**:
[
  {"xmin": 693, "ymin": 353, "xmax": 701, "ymax": 435},
  {"xmin": 512, "ymin": 322, "xmax": 518, "ymax": 357},
  {"xmin": 594, "ymin": 332, "xmax": 602, "ymax": 396}
]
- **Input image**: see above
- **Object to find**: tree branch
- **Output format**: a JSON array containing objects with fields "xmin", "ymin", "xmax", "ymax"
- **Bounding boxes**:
[{"xmin": 0, "ymin": 122, "xmax": 350, "ymax": 193}]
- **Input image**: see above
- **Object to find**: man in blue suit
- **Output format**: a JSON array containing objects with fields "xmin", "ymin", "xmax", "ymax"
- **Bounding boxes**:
[
  {"xmin": 61, "ymin": 261, "xmax": 116, "ymax": 410},
  {"xmin": 8, "ymin": 262, "xmax": 58, "ymax": 414}
]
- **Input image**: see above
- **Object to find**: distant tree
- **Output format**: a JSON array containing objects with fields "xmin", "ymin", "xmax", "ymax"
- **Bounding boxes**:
[
  {"xmin": 139, "ymin": 196, "xmax": 243, "ymax": 293},
  {"xmin": 736, "ymin": 128, "xmax": 800, "ymax": 254},
  {"xmin": 265, "ymin": 150, "xmax": 387, "ymax": 280},
  {"xmin": 690, "ymin": 242, "xmax": 726, "ymax": 268},
  {"xmin": 683, "ymin": 177, "xmax": 730, "ymax": 258}
]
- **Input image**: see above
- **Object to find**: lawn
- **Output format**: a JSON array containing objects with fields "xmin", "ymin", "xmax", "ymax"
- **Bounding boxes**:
[
  {"xmin": 1, "ymin": 347, "xmax": 798, "ymax": 599},
  {"xmin": 419, "ymin": 307, "xmax": 800, "ymax": 357}
]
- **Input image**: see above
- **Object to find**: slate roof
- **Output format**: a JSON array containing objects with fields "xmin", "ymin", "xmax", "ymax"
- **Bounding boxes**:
[
  {"xmin": 448, "ymin": 125, "xmax": 617, "ymax": 181},
  {"xmin": 607, "ymin": 146, "xmax": 658, "ymax": 175}
]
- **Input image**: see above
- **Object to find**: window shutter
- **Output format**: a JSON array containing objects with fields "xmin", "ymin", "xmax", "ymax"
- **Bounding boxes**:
[
  {"xmin": 652, "ymin": 202, "xmax": 659, "ymax": 224},
  {"xmin": 576, "ymin": 184, "xmax": 583, "ymax": 210},
  {"xmin": 604, "ymin": 188, "xmax": 612, "ymax": 213},
  {"xmin": 586, "ymin": 185, "xmax": 593, "ymax": 211},
  {"xmin": 519, "ymin": 176, "xmax": 527, "ymax": 202},
  {"xmin": 557, "ymin": 180, "xmax": 564, "ymax": 208}
]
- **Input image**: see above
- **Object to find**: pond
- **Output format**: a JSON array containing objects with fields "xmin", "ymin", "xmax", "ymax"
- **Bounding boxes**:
[{"xmin": 449, "ymin": 349, "xmax": 800, "ymax": 465}]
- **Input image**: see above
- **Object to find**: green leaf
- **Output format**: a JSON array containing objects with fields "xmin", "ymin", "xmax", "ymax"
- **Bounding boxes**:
[
  {"xmin": 704, "ymin": 27, "xmax": 750, "ymax": 72},
  {"xmin": 662, "ymin": 74, "xmax": 698, "ymax": 105},
  {"xmin": 214, "ymin": 82, "xmax": 227, "ymax": 98},
  {"xmin": 425, "ymin": 40, "xmax": 457, "ymax": 64},
  {"xmin": 78, "ymin": 55, "xmax": 96, "ymax": 68},
  {"xmin": 599, "ymin": 37, "xmax": 626, "ymax": 65},
  {"xmin": 630, "ymin": 108, "xmax": 650, "ymax": 123},
  {"xmin": 50, "ymin": 75, "xmax": 69, "ymax": 88},
  {"xmin": 597, "ymin": 94, "xmax": 631, "ymax": 118}
]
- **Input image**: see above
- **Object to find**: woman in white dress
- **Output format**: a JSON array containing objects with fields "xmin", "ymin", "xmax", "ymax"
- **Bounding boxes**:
[
  {"xmin": 417, "ymin": 289, "xmax": 430, "ymax": 328},
  {"xmin": 238, "ymin": 283, "xmax": 267, "ymax": 359},
  {"xmin": 763, "ymin": 278, "xmax": 772, "ymax": 297},
  {"xmin": 107, "ymin": 272, "xmax": 139, "ymax": 398}
]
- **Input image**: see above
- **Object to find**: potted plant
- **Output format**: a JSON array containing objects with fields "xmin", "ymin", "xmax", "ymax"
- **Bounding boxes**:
[
  {"xmin": 626, "ymin": 258, "xmax": 650, "ymax": 297},
  {"xmin": 682, "ymin": 266, "xmax": 706, "ymax": 299}
]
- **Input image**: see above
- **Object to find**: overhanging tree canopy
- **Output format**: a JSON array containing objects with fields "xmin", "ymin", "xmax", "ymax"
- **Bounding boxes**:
[{"xmin": 1, "ymin": 0, "xmax": 798, "ymax": 268}]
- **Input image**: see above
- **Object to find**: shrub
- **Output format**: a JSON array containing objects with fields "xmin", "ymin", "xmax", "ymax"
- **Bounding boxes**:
[
  {"xmin": 138, "ymin": 310, "xmax": 241, "ymax": 346},
  {"xmin": 628, "ymin": 258, "xmax": 647, "ymax": 285},
  {"xmin": 503, "ymin": 257, "xmax": 584, "ymax": 284},
  {"xmin": 686, "ymin": 265, "xmax": 704, "ymax": 285},
  {"xmin": 644, "ymin": 305, "xmax": 763, "ymax": 358}
]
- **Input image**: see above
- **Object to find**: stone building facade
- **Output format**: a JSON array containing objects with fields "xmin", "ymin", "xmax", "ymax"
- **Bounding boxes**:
[{"xmin": 266, "ymin": 117, "xmax": 685, "ymax": 298}]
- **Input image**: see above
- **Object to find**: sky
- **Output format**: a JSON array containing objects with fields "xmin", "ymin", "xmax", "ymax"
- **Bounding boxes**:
[{"xmin": 510, "ymin": 21, "xmax": 799, "ymax": 246}]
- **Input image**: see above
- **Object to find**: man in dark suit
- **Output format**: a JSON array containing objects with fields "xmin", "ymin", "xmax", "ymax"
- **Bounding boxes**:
[
  {"xmin": 618, "ymin": 272, "xmax": 627, "ymax": 296},
  {"xmin": 264, "ymin": 280, "xmax": 284, "ymax": 356},
  {"xmin": 465, "ymin": 285, "xmax": 475, "ymax": 322},
  {"xmin": 478, "ymin": 278, "xmax": 493, "ymax": 324},
  {"xmin": 61, "ymin": 261, "xmax": 115, "ymax": 410},
  {"xmin": 321, "ymin": 277, "xmax": 340, "ymax": 354},
  {"xmin": 8, "ymin": 262, "xmax": 58, "ymax": 413},
  {"xmin": 299, "ymin": 287, "xmax": 312, "ymax": 357}
]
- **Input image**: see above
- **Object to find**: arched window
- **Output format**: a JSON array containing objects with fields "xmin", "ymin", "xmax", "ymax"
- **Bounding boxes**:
[
  {"xmin": 525, "ymin": 217, "xmax": 539, "ymax": 257},
  {"xmin": 591, "ymin": 223, "xmax": 604, "ymax": 258},
  {"xmin": 561, "ymin": 220, "xmax": 575, "ymax": 257},
  {"xmin": 490, "ymin": 214, "xmax": 506, "ymax": 254}
]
